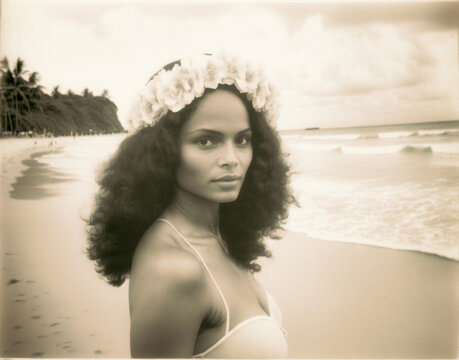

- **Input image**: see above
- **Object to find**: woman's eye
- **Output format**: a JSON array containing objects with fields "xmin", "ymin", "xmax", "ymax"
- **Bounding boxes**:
[
  {"xmin": 195, "ymin": 137, "xmax": 217, "ymax": 147},
  {"xmin": 236, "ymin": 135, "xmax": 251, "ymax": 145}
]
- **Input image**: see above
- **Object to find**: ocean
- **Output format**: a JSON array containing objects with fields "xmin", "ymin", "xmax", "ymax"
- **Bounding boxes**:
[
  {"xmin": 282, "ymin": 120, "xmax": 459, "ymax": 261},
  {"xmin": 35, "ymin": 120, "xmax": 459, "ymax": 261}
]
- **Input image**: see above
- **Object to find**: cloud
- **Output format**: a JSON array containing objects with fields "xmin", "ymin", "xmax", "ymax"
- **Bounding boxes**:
[
  {"xmin": 269, "ymin": 2, "xmax": 459, "ymax": 33},
  {"xmin": 273, "ymin": 9, "xmax": 458, "ymax": 128},
  {"xmin": 277, "ymin": 16, "xmax": 455, "ymax": 99},
  {"xmin": 327, "ymin": 2, "xmax": 459, "ymax": 32}
]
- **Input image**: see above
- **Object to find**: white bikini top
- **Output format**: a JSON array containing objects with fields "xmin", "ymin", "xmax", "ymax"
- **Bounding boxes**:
[{"xmin": 157, "ymin": 219, "xmax": 288, "ymax": 358}]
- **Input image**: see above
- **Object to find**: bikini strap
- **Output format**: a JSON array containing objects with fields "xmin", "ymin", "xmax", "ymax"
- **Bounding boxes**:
[{"xmin": 156, "ymin": 218, "xmax": 230, "ymax": 334}]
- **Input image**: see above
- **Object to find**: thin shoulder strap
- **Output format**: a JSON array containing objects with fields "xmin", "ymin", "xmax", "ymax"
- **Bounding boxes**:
[{"xmin": 157, "ymin": 218, "xmax": 230, "ymax": 334}]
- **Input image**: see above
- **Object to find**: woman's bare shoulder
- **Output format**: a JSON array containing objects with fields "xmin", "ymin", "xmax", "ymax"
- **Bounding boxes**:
[
  {"xmin": 128, "ymin": 222, "xmax": 210, "ymax": 357},
  {"xmin": 129, "ymin": 221, "xmax": 207, "ymax": 305}
]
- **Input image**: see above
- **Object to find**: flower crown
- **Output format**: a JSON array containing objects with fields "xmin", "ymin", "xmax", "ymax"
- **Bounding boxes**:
[{"xmin": 130, "ymin": 53, "xmax": 279, "ymax": 129}]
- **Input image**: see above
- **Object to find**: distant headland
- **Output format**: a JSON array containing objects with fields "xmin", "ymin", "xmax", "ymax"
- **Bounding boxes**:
[{"xmin": 0, "ymin": 57, "xmax": 125, "ymax": 138}]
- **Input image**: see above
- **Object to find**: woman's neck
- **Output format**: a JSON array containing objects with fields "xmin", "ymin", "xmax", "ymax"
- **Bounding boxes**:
[{"xmin": 164, "ymin": 187, "xmax": 220, "ymax": 236}]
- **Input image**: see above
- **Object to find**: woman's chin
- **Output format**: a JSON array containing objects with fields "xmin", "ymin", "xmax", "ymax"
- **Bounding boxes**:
[
  {"xmin": 219, "ymin": 197, "xmax": 238, "ymax": 203},
  {"xmin": 213, "ymin": 190, "xmax": 241, "ymax": 203}
]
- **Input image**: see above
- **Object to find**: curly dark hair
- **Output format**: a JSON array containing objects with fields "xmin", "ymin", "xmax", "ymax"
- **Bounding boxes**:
[{"xmin": 87, "ymin": 84, "xmax": 295, "ymax": 286}]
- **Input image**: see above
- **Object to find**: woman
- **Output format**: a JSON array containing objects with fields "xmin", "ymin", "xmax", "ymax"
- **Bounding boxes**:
[{"xmin": 87, "ymin": 53, "xmax": 295, "ymax": 358}]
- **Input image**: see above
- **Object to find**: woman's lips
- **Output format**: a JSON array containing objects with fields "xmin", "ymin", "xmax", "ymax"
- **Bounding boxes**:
[{"xmin": 212, "ymin": 174, "xmax": 241, "ymax": 182}]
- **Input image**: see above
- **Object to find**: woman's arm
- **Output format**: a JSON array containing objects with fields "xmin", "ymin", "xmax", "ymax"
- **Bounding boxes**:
[{"xmin": 129, "ymin": 246, "xmax": 209, "ymax": 358}]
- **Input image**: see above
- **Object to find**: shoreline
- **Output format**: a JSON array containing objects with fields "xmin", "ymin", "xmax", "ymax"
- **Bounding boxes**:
[
  {"xmin": 1, "ymin": 138, "xmax": 458, "ymax": 358},
  {"xmin": 1, "ymin": 137, "xmax": 72, "ymax": 194},
  {"xmin": 284, "ymin": 228, "xmax": 459, "ymax": 263}
]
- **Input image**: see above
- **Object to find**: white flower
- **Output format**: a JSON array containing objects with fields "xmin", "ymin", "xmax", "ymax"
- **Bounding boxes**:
[
  {"xmin": 202, "ymin": 56, "xmax": 225, "ymax": 89},
  {"xmin": 244, "ymin": 62, "xmax": 260, "ymax": 93},
  {"xmin": 220, "ymin": 54, "xmax": 245, "ymax": 89},
  {"xmin": 179, "ymin": 56, "xmax": 206, "ymax": 98},
  {"xmin": 186, "ymin": 66, "xmax": 205, "ymax": 98},
  {"xmin": 252, "ymin": 77, "xmax": 271, "ymax": 110},
  {"xmin": 233, "ymin": 64, "xmax": 249, "ymax": 93},
  {"xmin": 128, "ymin": 95, "xmax": 155, "ymax": 129}
]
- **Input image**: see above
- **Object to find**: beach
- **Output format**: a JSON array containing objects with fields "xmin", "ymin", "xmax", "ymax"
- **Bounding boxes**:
[
  {"xmin": 1, "ymin": 134, "xmax": 458, "ymax": 358},
  {"xmin": 258, "ymin": 236, "xmax": 458, "ymax": 358},
  {"xmin": 1, "ymin": 136, "xmax": 130, "ymax": 358}
]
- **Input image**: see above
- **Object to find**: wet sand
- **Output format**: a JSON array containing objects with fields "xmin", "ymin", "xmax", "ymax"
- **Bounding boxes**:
[{"xmin": 1, "ymin": 139, "xmax": 458, "ymax": 358}]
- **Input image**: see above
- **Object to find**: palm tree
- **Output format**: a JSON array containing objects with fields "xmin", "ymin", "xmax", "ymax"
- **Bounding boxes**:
[
  {"xmin": 0, "ymin": 57, "xmax": 32, "ymax": 133},
  {"xmin": 27, "ymin": 71, "xmax": 45, "ymax": 112},
  {"xmin": 52, "ymin": 85, "xmax": 61, "ymax": 98},
  {"xmin": 0, "ymin": 88, "xmax": 14, "ymax": 134},
  {"xmin": 82, "ymin": 88, "xmax": 94, "ymax": 97}
]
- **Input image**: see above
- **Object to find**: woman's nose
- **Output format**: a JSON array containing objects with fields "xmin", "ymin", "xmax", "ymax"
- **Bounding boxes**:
[{"xmin": 218, "ymin": 142, "xmax": 239, "ymax": 168}]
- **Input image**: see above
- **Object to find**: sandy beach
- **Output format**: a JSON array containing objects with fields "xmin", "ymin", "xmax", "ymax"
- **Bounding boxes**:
[
  {"xmin": 1, "ymin": 137, "xmax": 130, "ymax": 358},
  {"xmin": 258, "ymin": 236, "xmax": 459, "ymax": 358},
  {"xmin": 1, "ymin": 137, "xmax": 458, "ymax": 358}
]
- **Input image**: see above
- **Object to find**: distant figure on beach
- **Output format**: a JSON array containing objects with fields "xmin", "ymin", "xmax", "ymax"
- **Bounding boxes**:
[{"xmin": 87, "ymin": 53, "xmax": 294, "ymax": 358}]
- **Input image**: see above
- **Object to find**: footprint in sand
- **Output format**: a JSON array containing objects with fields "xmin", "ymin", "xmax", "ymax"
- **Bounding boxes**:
[
  {"xmin": 13, "ymin": 341, "xmax": 23, "ymax": 345},
  {"xmin": 30, "ymin": 315, "xmax": 41, "ymax": 320},
  {"xmin": 13, "ymin": 325, "xmax": 22, "ymax": 330},
  {"xmin": 94, "ymin": 349, "xmax": 102, "ymax": 355},
  {"xmin": 7, "ymin": 279, "xmax": 20, "ymax": 285},
  {"xmin": 14, "ymin": 299, "xmax": 25, "ymax": 303},
  {"xmin": 31, "ymin": 352, "xmax": 44, "ymax": 357},
  {"xmin": 50, "ymin": 322, "xmax": 60, "ymax": 327},
  {"xmin": 37, "ymin": 335, "xmax": 47, "ymax": 339}
]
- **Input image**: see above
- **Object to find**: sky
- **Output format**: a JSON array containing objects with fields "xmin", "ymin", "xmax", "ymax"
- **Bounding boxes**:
[{"xmin": 1, "ymin": 0, "xmax": 458, "ymax": 130}]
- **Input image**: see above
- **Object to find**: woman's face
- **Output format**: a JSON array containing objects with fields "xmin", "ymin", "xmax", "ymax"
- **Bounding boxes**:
[{"xmin": 176, "ymin": 90, "xmax": 253, "ymax": 203}]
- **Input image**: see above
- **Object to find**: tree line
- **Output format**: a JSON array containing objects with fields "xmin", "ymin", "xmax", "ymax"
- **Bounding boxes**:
[{"xmin": 0, "ymin": 57, "xmax": 125, "ymax": 136}]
